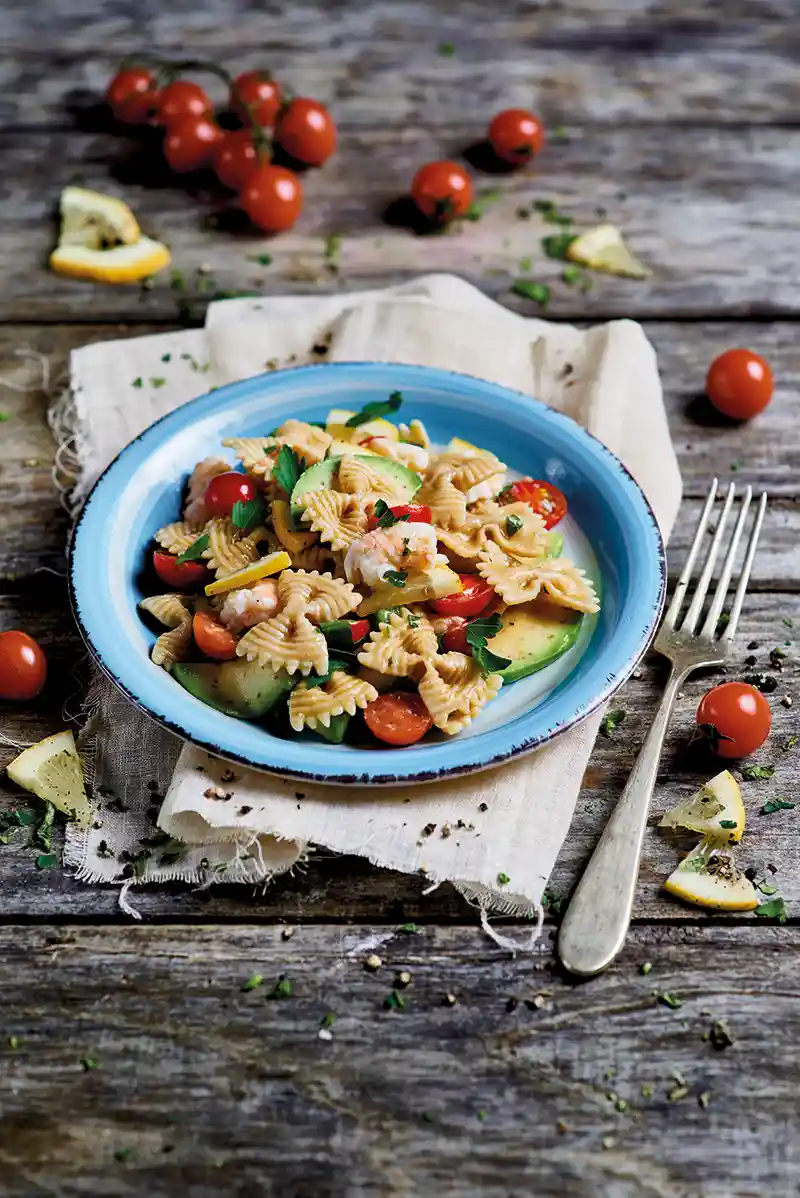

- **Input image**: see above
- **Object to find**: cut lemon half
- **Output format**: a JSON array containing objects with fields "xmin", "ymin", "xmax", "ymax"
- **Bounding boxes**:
[
  {"xmin": 566, "ymin": 223, "xmax": 650, "ymax": 279},
  {"xmin": 57, "ymin": 186, "xmax": 141, "ymax": 250},
  {"xmin": 659, "ymin": 770, "xmax": 745, "ymax": 843},
  {"xmin": 664, "ymin": 841, "xmax": 757, "ymax": 911},
  {"xmin": 6, "ymin": 730, "xmax": 92, "ymax": 826},
  {"xmin": 205, "ymin": 551, "xmax": 291, "ymax": 596},
  {"xmin": 50, "ymin": 235, "xmax": 171, "ymax": 284}
]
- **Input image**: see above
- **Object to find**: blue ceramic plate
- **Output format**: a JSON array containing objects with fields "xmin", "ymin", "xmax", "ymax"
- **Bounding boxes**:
[{"xmin": 69, "ymin": 362, "xmax": 665, "ymax": 785}]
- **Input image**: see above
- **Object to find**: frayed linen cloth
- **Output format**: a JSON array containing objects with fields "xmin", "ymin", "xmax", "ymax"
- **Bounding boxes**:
[{"xmin": 57, "ymin": 274, "xmax": 681, "ymax": 931}]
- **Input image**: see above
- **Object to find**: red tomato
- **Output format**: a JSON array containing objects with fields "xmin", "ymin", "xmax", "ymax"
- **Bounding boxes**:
[
  {"xmin": 705, "ymin": 349, "xmax": 774, "ymax": 421},
  {"xmin": 193, "ymin": 612, "xmax": 238, "ymax": 661},
  {"xmin": 431, "ymin": 574, "xmax": 494, "ymax": 619},
  {"xmin": 367, "ymin": 502, "xmax": 433, "ymax": 531},
  {"xmin": 410, "ymin": 160, "xmax": 474, "ymax": 223},
  {"xmin": 696, "ymin": 681, "xmax": 771, "ymax": 758},
  {"xmin": 275, "ymin": 98, "xmax": 337, "ymax": 167},
  {"xmin": 488, "ymin": 108, "xmax": 545, "ymax": 164},
  {"xmin": 240, "ymin": 164, "xmax": 303, "ymax": 232},
  {"xmin": 204, "ymin": 472, "xmax": 260, "ymax": 518},
  {"xmin": 231, "ymin": 70, "xmax": 282, "ymax": 127},
  {"xmin": 106, "ymin": 67, "xmax": 159, "ymax": 124},
  {"xmin": 152, "ymin": 550, "xmax": 208, "ymax": 590},
  {"xmin": 440, "ymin": 616, "xmax": 469, "ymax": 655},
  {"xmin": 164, "ymin": 116, "xmax": 224, "ymax": 173},
  {"xmin": 364, "ymin": 692, "xmax": 433, "ymax": 746},
  {"xmin": 0, "ymin": 631, "xmax": 47, "ymax": 701},
  {"xmin": 156, "ymin": 80, "xmax": 212, "ymax": 128},
  {"xmin": 500, "ymin": 479, "xmax": 567, "ymax": 529},
  {"xmin": 214, "ymin": 130, "xmax": 261, "ymax": 191},
  {"xmin": 347, "ymin": 618, "xmax": 372, "ymax": 645}
]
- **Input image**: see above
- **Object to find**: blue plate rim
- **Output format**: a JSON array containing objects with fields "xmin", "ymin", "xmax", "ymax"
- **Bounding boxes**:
[{"xmin": 68, "ymin": 360, "xmax": 667, "ymax": 786}]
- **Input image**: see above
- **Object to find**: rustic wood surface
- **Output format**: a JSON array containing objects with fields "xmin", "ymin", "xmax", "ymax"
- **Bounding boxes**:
[{"xmin": 0, "ymin": 0, "xmax": 798, "ymax": 1193}]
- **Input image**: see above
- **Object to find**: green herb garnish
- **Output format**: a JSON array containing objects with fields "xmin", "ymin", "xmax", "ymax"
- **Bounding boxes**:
[
  {"xmin": 241, "ymin": 973, "xmax": 264, "ymax": 992},
  {"xmin": 657, "ymin": 992, "xmax": 683, "ymax": 1010},
  {"xmin": 114, "ymin": 1148, "xmax": 132, "ymax": 1163},
  {"xmin": 511, "ymin": 280, "xmax": 551, "ymax": 307},
  {"xmin": 384, "ymin": 570, "xmax": 408, "ymax": 588},
  {"xmin": 497, "ymin": 872, "xmax": 510, "ymax": 885},
  {"xmin": 600, "ymin": 709, "xmax": 626, "ymax": 738},
  {"xmin": 324, "ymin": 233, "xmax": 342, "ymax": 271},
  {"xmin": 373, "ymin": 498, "xmax": 408, "ymax": 529},
  {"xmin": 543, "ymin": 886, "xmax": 565, "ymax": 916},
  {"xmin": 505, "ymin": 514, "xmax": 523, "ymax": 537},
  {"xmin": 34, "ymin": 801, "xmax": 55, "ymax": 852},
  {"xmin": 384, "ymin": 990, "xmax": 406, "ymax": 1011},
  {"xmin": 35, "ymin": 853, "xmax": 57, "ymax": 870},
  {"xmin": 273, "ymin": 444, "xmax": 306, "ymax": 496},
  {"xmin": 542, "ymin": 233, "xmax": 577, "ymax": 260},
  {"xmin": 719, "ymin": 819, "xmax": 738, "ymax": 829},
  {"xmin": 397, "ymin": 922, "xmax": 419, "ymax": 934},
  {"xmin": 640, "ymin": 962, "xmax": 652, "ymax": 975},
  {"xmin": 81, "ymin": 1056, "xmax": 100, "ymax": 1070},
  {"xmin": 783, "ymin": 735, "xmax": 799, "ymax": 751},
  {"xmin": 161, "ymin": 353, "xmax": 172, "ymax": 363},
  {"xmin": 561, "ymin": 264, "xmax": 582, "ymax": 285},
  {"xmin": 741, "ymin": 764, "xmax": 775, "ymax": 780},
  {"xmin": 231, "ymin": 496, "xmax": 266, "ymax": 533},
  {"xmin": 305, "ymin": 657, "xmax": 353, "ymax": 689},
  {"xmin": 783, "ymin": 617, "xmax": 793, "ymax": 628},
  {"xmin": 463, "ymin": 190, "xmax": 502, "ymax": 222},
  {"xmin": 754, "ymin": 897, "xmax": 788, "ymax": 923},
  {"xmin": 247, "ymin": 253, "xmax": 273, "ymax": 266},
  {"xmin": 438, "ymin": 41, "xmax": 455, "ymax": 55},
  {"xmin": 320, "ymin": 1011, "xmax": 336, "ymax": 1030},
  {"xmin": 267, "ymin": 975, "xmax": 293, "ymax": 1000},
  {"xmin": 465, "ymin": 613, "xmax": 512, "ymax": 674},
  {"xmin": 757, "ymin": 881, "xmax": 778, "ymax": 895},
  {"xmin": 345, "ymin": 392, "xmax": 403, "ymax": 428},
  {"xmin": 175, "ymin": 534, "xmax": 210, "ymax": 565},
  {"xmin": 150, "ymin": 377, "xmax": 166, "ymax": 388},
  {"xmin": 760, "ymin": 798, "xmax": 794, "ymax": 814},
  {"xmin": 132, "ymin": 377, "xmax": 143, "ymax": 388}
]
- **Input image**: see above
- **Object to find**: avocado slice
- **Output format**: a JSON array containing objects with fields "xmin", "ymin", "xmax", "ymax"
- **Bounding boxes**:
[
  {"xmin": 172, "ymin": 659, "xmax": 293, "ymax": 719},
  {"xmin": 311, "ymin": 713, "xmax": 351, "ymax": 744},
  {"xmin": 547, "ymin": 529, "xmax": 564, "ymax": 557},
  {"xmin": 487, "ymin": 601, "xmax": 583, "ymax": 684},
  {"xmin": 319, "ymin": 618, "xmax": 369, "ymax": 650},
  {"xmin": 290, "ymin": 455, "xmax": 421, "ymax": 526}
]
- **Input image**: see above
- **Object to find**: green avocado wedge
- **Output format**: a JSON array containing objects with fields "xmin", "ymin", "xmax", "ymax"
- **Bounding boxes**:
[
  {"xmin": 547, "ymin": 529, "xmax": 564, "ymax": 557},
  {"xmin": 171, "ymin": 660, "xmax": 293, "ymax": 719},
  {"xmin": 487, "ymin": 600, "xmax": 583, "ymax": 684},
  {"xmin": 289, "ymin": 455, "xmax": 421, "ymax": 526}
]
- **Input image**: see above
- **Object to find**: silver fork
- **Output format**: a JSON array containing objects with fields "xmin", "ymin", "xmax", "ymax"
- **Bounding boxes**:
[{"xmin": 558, "ymin": 480, "xmax": 767, "ymax": 978}]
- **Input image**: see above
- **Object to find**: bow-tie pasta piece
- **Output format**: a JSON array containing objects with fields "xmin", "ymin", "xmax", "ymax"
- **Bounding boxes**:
[
  {"xmin": 357, "ymin": 611, "xmax": 439, "ymax": 678},
  {"xmin": 277, "ymin": 569, "xmax": 362, "ymax": 623},
  {"xmin": 478, "ymin": 550, "xmax": 599, "ymax": 613},
  {"xmin": 139, "ymin": 593, "xmax": 191, "ymax": 628},
  {"xmin": 289, "ymin": 545, "xmax": 344, "ymax": 575},
  {"xmin": 222, "ymin": 437, "xmax": 277, "ymax": 480},
  {"xmin": 415, "ymin": 470, "xmax": 467, "ymax": 531},
  {"xmin": 477, "ymin": 501, "xmax": 551, "ymax": 562},
  {"xmin": 274, "ymin": 419, "xmax": 332, "ymax": 465},
  {"xmin": 298, "ymin": 489, "xmax": 369, "ymax": 550},
  {"xmin": 417, "ymin": 651, "xmax": 504, "ymax": 735},
  {"xmin": 362, "ymin": 437, "xmax": 429, "ymax": 473},
  {"xmin": 236, "ymin": 609, "xmax": 328, "ymax": 676},
  {"xmin": 183, "ymin": 458, "xmax": 231, "ymax": 526},
  {"xmin": 289, "ymin": 671, "xmax": 379, "ymax": 732},
  {"xmin": 154, "ymin": 521, "xmax": 203, "ymax": 556},
  {"xmin": 151, "ymin": 613, "xmax": 193, "ymax": 669},
  {"xmin": 202, "ymin": 517, "xmax": 268, "ymax": 578},
  {"xmin": 336, "ymin": 454, "xmax": 410, "ymax": 503}
]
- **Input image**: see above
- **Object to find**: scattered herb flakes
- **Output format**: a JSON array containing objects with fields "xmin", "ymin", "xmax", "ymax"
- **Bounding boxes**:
[
  {"xmin": 640, "ymin": 1084, "xmax": 654, "ymax": 1099},
  {"xmin": 176, "ymin": 534, "xmax": 210, "ymax": 565},
  {"xmin": 782, "ymin": 735, "xmax": 799, "ymax": 751},
  {"xmin": 719, "ymin": 819, "xmax": 738, "ymax": 829},
  {"xmin": 505, "ymin": 513, "xmax": 523, "ymax": 538},
  {"xmin": 80, "ymin": 1056, "xmax": 100, "ymax": 1071},
  {"xmin": 754, "ymin": 897, "xmax": 788, "ymax": 922},
  {"xmin": 542, "ymin": 232, "xmax": 577, "ymax": 260},
  {"xmin": 231, "ymin": 496, "xmax": 266, "ymax": 533},
  {"xmin": 160, "ymin": 352, "xmax": 172, "ymax": 363},
  {"xmin": 267, "ymin": 975, "xmax": 293, "ymax": 1000},
  {"xmin": 114, "ymin": 1148, "xmax": 132, "ymax": 1163},
  {"xmin": 345, "ymin": 392, "xmax": 403, "ymax": 428},
  {"xmin": 657, "ymin": 992, "xmax": 683, "ymax": 1010},
  {"xmin": 465, "ymin": 612, "xmax": 511, "ymax": 674},
  {"xmin": 8, "ymin": 1035, "xmax": 22, "ymax": 1050},
  {"xmin": 519, "ymin": 256, "xmax": 532, "ymax": 272},
  {"xmin": 730, "ymin": 461, "xmax": 741, "ymax": 472},
  {"xmin": 0, "ymin": 412, "xmax": 8, "ymax": 423},
  {"xmin": 384, "ymin": 570, "xmax": 408, "ymax": 588},
  {"xmin": 757, "ymin": 880, "xmax": 779, "ymax": 896},
  {"xmin": 668, "ymin": 1083, "xmax": 690, "ymax": 1102},
  {"xmin": 323, "ymin": 232, "xmax": 342, "ymax": 272},
  {"xmin": 241, "ymin": 973, "xmax": 264, "ymax": 992},
  {"xmin": 600, "ymin": 709, "xmax": 626, "ymax": 738},
  {"xmin": 34, "ymin": 801, "xmax": 55, "ymax": 852},
  {"xmin": 132, "ymin": 377, "xmax": 143, "ymax": 389},
  {"xmin": 170, "ymin": 270, "xmax": 186, "ymax": 291},
  {"xmin": 397, "ymin": 922, "xmax": 420, "ymax": 935},
  {"xmin": 438, "ymin": 41, "xmax": 455, "ymax": 56},
  {"xmin": 477, "ymin": 1109, "xmax": 487, "ymax": 1122},
  {"xmin": 463, "ymin": 190, "xmax": 502, "ymax": 222},
  {"xmin": 760, "ymin": 797, "xmax": 795, "ymax": 815},
  {"xmin": 247, "ymin": 253, "xmax": 273, "ymax": 266},
  {"xmin": 497, "ymin": 871, "xmax": 510, "ymax": 886},
  {"xmin": 35, "ymin": 853, "xmax": 57, "ymax": 870},
  {"xmin": 383, "ymin": 990, "xmax": 406, "ymax": 1012},
  {"xmin": 320, "ymin": 1011, "xmax": 336, "ymax": 1030},
  {"xmin": 373, "ymin": 498, "xmax": 409, "ymax": 529},
  {"xmin": 511, "ymin": 280, "xmax": 551, "ymax": 307},
  {"xmin": 716, "ymin": 612, "xmax": 730, "ymax": 633},
  {"xmin": 639, "ymin": 961, "xmax": 652, "ymax": 975},
  {"xmin": 614, "ymin": 1098, "xmax": 629, "ymax": 1113},
  {"xmin": 561, "ymin": 264, "xmax": 583, "ymax": 285},
  {"xmin": 743, "ymin": 673, "xmax": 778, "ymax": 694},
  {"xmin": 783, "ymin": 618, "xmax": 794, "ymax": 628},
  {"xmin": 709, "ymin": 1019, "xmax": 735, "ymax": 1050},
  {"xmin": 543, "ymin": 886, "xmax": 565, "ymax": 916},
  {"xmin": 149, "ymin": 376, "xmax": 166, "ymax": 389},
  {"xmin": 741, "ymin": 764, "xmax": 775, "ymax": 781},
  {"xmin": 273, "ymin": 445, "xmax": 306, "ymax": 496}
]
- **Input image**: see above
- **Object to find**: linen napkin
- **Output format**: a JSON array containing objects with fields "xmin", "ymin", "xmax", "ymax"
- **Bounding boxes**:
[{"xmin": 60, "ymin": 274, "xmax": 680, "ymax": 926}]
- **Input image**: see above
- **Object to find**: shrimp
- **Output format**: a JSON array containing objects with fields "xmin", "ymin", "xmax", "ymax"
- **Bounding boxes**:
[
  {"xmin": 217, "ymin": 579, "xmax": 280, "ymax": 632},
  {"xmin": 344, "ymin": 522, "xmax": 444, "ymax": 587}
]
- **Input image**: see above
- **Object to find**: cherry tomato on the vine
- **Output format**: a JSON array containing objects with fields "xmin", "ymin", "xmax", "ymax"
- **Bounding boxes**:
[
  {"xmin": 364, "ymin": 691, "xmax": 433, "ymax": 746},
  {"xmin": 231, "ymin": 71, "xmax": 282, "ymax": 127},
  {"xmin": 696, "ymin": 681, "xmax": 771, "ymax": 759},
  {"xmin": 705, "ymin": 349, "xmax": 774, "ymax": 421},
  {"xmin": 193, "ymin": 612, "xmax": 238, "ymax": 661},
  {"xmin": 500, "ymin": 479, "xmax": 567, "ymax": 529},
  {"xmin": 240, "ymin": 164, "xmax": 303, "ymax": 232},
  {"xmin": 431, "ymin": 574, "xmax": 495, "ymax": 619},
  {"xmin": 106, "ymin": 67, "xmax": 159, "ymax": 124},
  {"xmin": 366, "ymin": 502, "xmax": 433, "ymax": 531},
  {"xmin": 488, "ymin": 108, "xmax": 545, "ymax": 164},
  {"xmin": 204, "ymin": 471, "xmax": 260, "ymax": 518},
  {"xmin": 276, "ymin": 98, "xmax": 337, "ymax": 167},
  {"xmin": 152, "ymin": 551, "xmax": 208, "ymax": 590},
  {"xmin": 164, "ymin": 115, "xmax": 224, "ymax": 172},
  {"xmin": 410, "ymin": 160, "xmax": 474, "ymax": 223},
  {"xmin": 0, "ymin": 631, "xmax": 47, "ymax": 701},
  {"xmin": 214, "ymin": 130, "xmax": 261, "ymax": 191},
  {"xmin": 156, "ymin": 80, "xmax": 212, "ymax": 128}
]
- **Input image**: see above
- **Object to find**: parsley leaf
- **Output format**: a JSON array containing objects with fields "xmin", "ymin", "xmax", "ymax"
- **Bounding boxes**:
[
  {"xmin": 267, "ymin": 975, "xmax": 293, "ymax": 1000},
  {"xmin": 543, "ymin": 886, "xmax": 565, "ymax": 916},
  {"xmin": 246, "ymin": 253, "xmax": 273, "ymax": 266},
  {"xmin": 466, "ymin": 613, "xmax": 511, "ymax": 674},
  {"xmin": 760, "ymin": 798, "xmax": 795, "ymax": 815},
  {"xmin": 783, "ymin": 735, "xmax": 799, "ymax": 751},
  {"xmin": 463, "ymin": 190, "xmax": 502, "ymax": 222},
  {"xmin": 231, "ymin": 496, "xmax": 266, "ymax": 533},
  {"xmin": 754, "ymin": 897, "xmax": 788, "ymax": 923},
  {"xmin": 35, "ymin": 853, "xmax": 57, "ymax": 870},
  {"xmin": 345, "ymin": 392, "xmax": 403, "ymax": 428},
  {"xmin": 373, "ymin": 498, "xmax": 408, "ymax": 529},
  {"xmin": 600, "ymin": 709, "xmax": 626, "ymax": 738},
  {"xmin": 384, "ymin": 990, "xmax": 406, "ymax": 1011},
  {"xmin": 273, "ymin": 445, "xmax": 306, "ymax": 496},
  {"xmin": 34, "ymin": 801, "xmax": 54, "ymax": 852},
  {"xmin": 497, "ymin": 871, "xmax": 510, "ymax": 885},
  {"xmin": 438, "ymin": 41, "xmax": 455, "ymax": 55},
  {"xmin": 511, "ymin": 280, "xmax": 551, "ymax": 307},
  {"xmin": 176, "ymin": 534, "xmax": 210, "ymax": 564},
  {"xmin": 542, "ymin": 233, "xmax": 577, "ymax": 260},
  {"xmin": 718, "ymin": 819, "xmax": 738, "ymax": 829},
  {"xmin": 657, "ymin": 992, "xmax": 683, "ymax": 1010},
  {"xmin": 384, "ymin": 570, "xmax": 408, "ymax": 588},
  {"xmin": 741, "ymin": 764, "xmax": 775, "ymax": 780},
  {"xmin": 396, "ymin": 922, "xmax": 419, "ymax": 934},
  {"xmin": 561, "ymin": 264, "xmax": 583, "ymax": 285},
  {"xmin": 241, "ymin": 973, "xmax": 264, "ymax": 992},
  {"xmin": 505, "ymin": 514, "xmax": 523, "ymax": 537}
]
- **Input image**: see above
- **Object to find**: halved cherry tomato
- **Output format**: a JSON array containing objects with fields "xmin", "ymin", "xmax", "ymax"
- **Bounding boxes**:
[
  {"xmin": 193, "ymin": 611, "xmax": 238, "ymax": 661},
  {"xmin": 275, "ymin": 98, "xmax": 337, "ymax": 167},
  {"xmin": 705, "ymin": 349, "xmax": 773, "ymax": 421},
  {"xmin": 431, "ymin": 574, "xmax": 494, "ymax": 619},
  {"xmin": 156, "ymin": 80, "xmax": 212, "ymax": 128},
  {"xmin": 696, "ymin": 681, "xmax": 771, "ymax": 759},
  {"xmin": 152, "ymin": 550, "xmax": 208, "ymax": 591},
  {"xmin": 231, "ymin": 70, "xmax": 282, "ymax": 127},
  {"xmin": 500, "ymin": 479, "xmax": 567, "ymax": 529},
  {"xmin": 164, "ymin": 115, "xmax": 224, "ymax": 173},
  {"xmin": 0, "ymin": 631, "xmax": 47, "ymax": 700},
  {"xmin": 347, "ymin": 618, "xmax": 371, "ymax": 644},
  {"xmin": 367, "ymin": 502, "xmax": 433, "ymax": 531},
  {"xmin": 106, "ymin": 67, "xmax": 159, "ymax": 124},
  {"xmin": 214, "ymin": 129, "xmax": 260, "ymax": 191},
  {"xmin": 240, "ymin": 164, "xmax": 303, "ymax": 232},
  {"xmin": 204, "ymin": 472, "xmax": 260, "ymax": 518},
  {"xmin": 440, "ymin": 616, "xmax": 469, "ymax": 655},
  {"xmin": 410, "ymin": 160, "xmax": 473, "ymax": 223},
  {"xmin": 364, "ymin": 691, "xmax": 433, "ymax": 746},
  {"xmin": 488, "ymin": 108, "xmax": 545, "ymax": 164}
]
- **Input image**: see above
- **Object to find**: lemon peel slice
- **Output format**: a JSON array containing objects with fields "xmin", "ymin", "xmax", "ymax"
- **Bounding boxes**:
[
  {"xmin": 204, "ymin": 551, "xmax": 291, "ymax": 596},
  {"xmin": 659, "ymin": 770, "xmax": 745, "ymax": 843},
  {"xmin": 58, "ymin": 186, "xmax": 141, "ymax": 249},
  {"xmin": 566, "ymin": 223, "xmax": 650, "ymax": 279},
  {"xmin": 50, "ymin": 235, "xmax": 171, "ymax": 284},
  {"xmin": 664, "ymin": 841, "xmax": 758, "ymax": 911},
  {"xmin": 6, "ymin": 730, "xmax": 92, "ymax": 826}
]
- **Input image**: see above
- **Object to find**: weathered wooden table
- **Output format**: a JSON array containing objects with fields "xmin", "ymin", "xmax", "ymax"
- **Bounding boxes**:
[{"xmin": 1, "ymin": 3, "xmax": 798, "ymax": 1194}]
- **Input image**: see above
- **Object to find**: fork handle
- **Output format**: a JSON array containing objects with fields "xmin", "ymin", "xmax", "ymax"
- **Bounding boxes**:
[{"xmin": 558, "ymin": 666, "xmax": 686, "ymax": 978}]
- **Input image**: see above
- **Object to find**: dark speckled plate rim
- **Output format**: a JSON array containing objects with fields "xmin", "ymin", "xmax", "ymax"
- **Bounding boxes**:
[{"xmin": 68, "ymin": 360, "xmax": 667, "ymax": 787}]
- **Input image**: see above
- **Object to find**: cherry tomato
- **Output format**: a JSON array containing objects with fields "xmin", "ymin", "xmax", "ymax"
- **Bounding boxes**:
[
  {"xmin": 152, "ymin": 551, "xmax": 208, "ymax": 590},
  {"xmin": 696, "ymin": 681, "xmax": 771, "ymax": 759},
  {"xmin": 410, "ymin": 160, "xmax": 474, "ymax": 223},
  {"xmin": 193, "ymin": 612, "xmax": 238, "ymax": 661},
  {"xmin": 500, "ymin": 479, "xmax": 567, "ymax": 529},
  {"xmin": 364, "ymin": 691, "xmax": 433, "ymax": 746},
  {"xmin": 488, "ymin": 108, "xmax": 545, "ymax": 164},
  {"xmin": 0, "ymin": 631, "xmax": 47, "ymax": 701},
  {"xmin": 214, "ymin": 130, "xmax": 261, "ymax": 191},
  {"xmin": 204, "ymin": 472, "xmax": 260, "ymax": 518},
  {"xmin": 231, "ymin": 70, "xmax": 282, "ymax": 127},
  {"xmin": 156, "ymin": 80, "xmax": 212, "ymax": 128},
  {"xmin": 275, "ymin": 98, "xmax": 337, "ymax": 167},
  {"xmin": 705, "ymin": 349, "xmax": 774, "ymax": 421},
  {"xmin": 106, "ymin": 67, "xmax": 159, "ymax": 124},
  {"xmin": 431, "ymin": 574, "xmax": 494, "ymax": 619},
  {"xmin": 164, "ymin": 115, "xmax": 224, "ymax": 173},
  {"xmin": 367, "ymin": 502, "xmax": 433, "ymax": 531},
  {"xmin": 346, "ymin": 618, "xmax": 372, "ymax": 645},
  {"xmin": 240, "ymin": 164, "xmax": 303, "ymax": 232},
  {"xmin": 440, "ymin": 616, "xmax": 469, "ymax": 655}
]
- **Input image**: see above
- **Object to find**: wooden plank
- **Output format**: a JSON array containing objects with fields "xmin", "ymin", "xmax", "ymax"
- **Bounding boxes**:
[
  {"xmin": 0, "ymin": 923, "xmax": 797, "ymax": 1197},
  {"xmin": 1, "ymin": 587, "xmax": 797, "ymax": 920},
  {"xmin": 2, "ymin": 0, "xmax": 797, "ymax": 126},
  {"xmin": 0, "ymin": 124, "xmax": 798, "ymax": 321}
]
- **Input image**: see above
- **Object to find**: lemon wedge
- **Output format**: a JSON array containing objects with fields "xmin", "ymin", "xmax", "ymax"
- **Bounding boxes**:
[
  {"xmin": 58, "ymin": 186, "xmax": 142, "ymax": 249},
  {"xmin": 659, "ymin": 770, "xmax": 745, "ymax": 843},
  {"xmin": 566, "ymin": 223, "xmax": 650, "ymax": 279},
  {"xmin": 205, "ymin": 551, "xmax": 291, "ymax": 596},
  {"xmin": 50, "ymin": 236, "xmax": 171, "ymax": 284},
  {"xmin": 6, "ymin": 730, "xmax": 92, "ymax": 826},
  {"xmin": 664, "ymin": 841, "xmax": 758, "ymax": 911}
]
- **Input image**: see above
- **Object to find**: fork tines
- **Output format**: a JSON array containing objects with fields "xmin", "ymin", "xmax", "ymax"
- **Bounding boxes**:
[{"xmin": 664, "ymin": 479, "xmax": 767, "ymax": 643}]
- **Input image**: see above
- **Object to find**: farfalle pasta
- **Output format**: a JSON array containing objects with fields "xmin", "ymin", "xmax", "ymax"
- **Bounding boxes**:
[{"xmin": 139, "ymin": 392, "xmax": 600, "ymax": 748}]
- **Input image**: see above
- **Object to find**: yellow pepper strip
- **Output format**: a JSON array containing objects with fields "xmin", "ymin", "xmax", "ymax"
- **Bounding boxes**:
[
  {"xmin": 205, "ymin": 551, "xmax": 291, "ymax": 596},
  {"xmin": 271, "ymin": 500, "xmax": 317, "ymax": 554}
]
